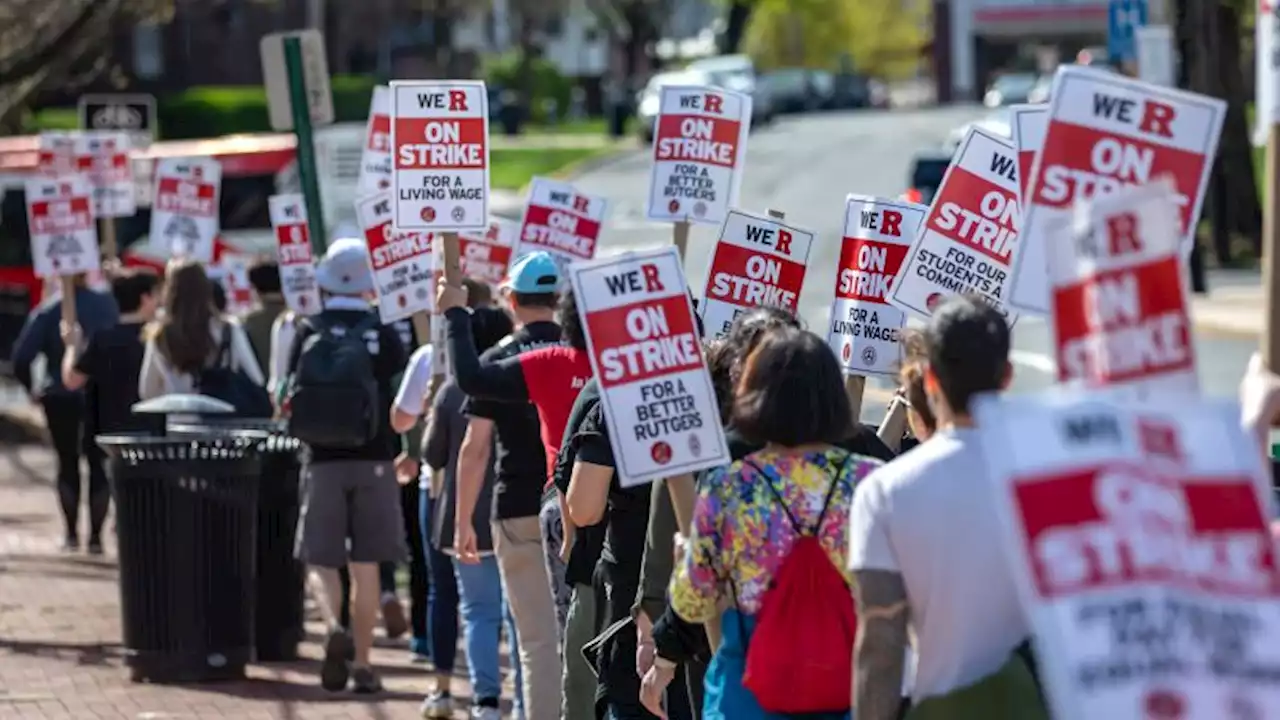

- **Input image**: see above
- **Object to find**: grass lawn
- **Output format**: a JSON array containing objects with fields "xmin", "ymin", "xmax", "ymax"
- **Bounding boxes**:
[{"xmin": 490, "ymin": 146, "xmax": 612, "ymax": 190}]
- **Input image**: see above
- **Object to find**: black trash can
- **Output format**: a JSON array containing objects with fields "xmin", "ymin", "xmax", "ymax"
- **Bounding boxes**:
[
  {"xmin": 98, "ymin": 432, "xmax": 262, "ymax": 683},
  {"xmin": 169, "ymin": 417, "xmax": 307, "ymax": 662}
]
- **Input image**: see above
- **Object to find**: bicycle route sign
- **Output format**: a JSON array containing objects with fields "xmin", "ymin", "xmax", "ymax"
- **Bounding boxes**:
[{"xmin": 77, "ymin": 94, "xmax": 158, "ymax": 147}]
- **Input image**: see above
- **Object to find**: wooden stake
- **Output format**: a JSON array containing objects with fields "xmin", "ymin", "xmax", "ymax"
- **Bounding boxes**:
[
  {"xmin": 844, "ymin": 375, "xmax": 867, "ymax": 422},
  {"xmin": 99, "ymin": 218, "xmax": 118, "ymax": 260},
  {"xmin": 59, "ymin": 276, "xmax": 77, "ymax": 327},
  {"xmin": 877, "ymin": 395, "xmax": 909, "ymax": 450},
  {"xmin": 673, "ymin": 221, "xmax": 690, "ymax": 261},
  {"xmin": 1263, "ymin": 123, "xmax": 1280, "ymax": 372},
  {"xmin": 441, "ymin": 231, "xmax": 463, "ymax": 286}
]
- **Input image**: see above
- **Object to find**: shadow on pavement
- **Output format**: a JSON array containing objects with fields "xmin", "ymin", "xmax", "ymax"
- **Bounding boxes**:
[{"xmin": 0, "ymin": 637, "xmax": 122, "ymax": 667}]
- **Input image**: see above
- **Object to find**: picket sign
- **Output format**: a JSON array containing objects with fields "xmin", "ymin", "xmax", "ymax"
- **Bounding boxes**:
[
  {"xmin": 700, "ymin": 208, "xmax": 814, "ymax": 339},
  {"xmin": 213, "ymin": 256, "xmax": 254, "ymax": 315},
  {"xmin": 268, "ymin": 194, "xmax": 322, "ymax": 316},
  {"xmin": 355, "ymin": 191, "xmax": 435, "ymax": 325},
  {"xmin": 1007, "ymin": 66, "xmax": 1226, "ymax": 315},
  {"xmin": 889, "ymin": 126, "xmax": 1021, "ymax": 324},
  {"xmin": 389, "ymin": 80, "xmax": 489, "ymax": 233},
  {"xmin": 1047, "ymin": 180, "xmax": 1197, "ymax": 397},
  {"xmin": 25, "ymin": 176, "xmax": 99, "ymax": 280},
  {"xmin": 828, "ymin": 195, "xmax": 925, "ymax": 379},
  {"xmin": 568, "ymin": 245, "xmax": 730, "ymax": 487},
  {"xmin": 458, "ymin": 217, "xmax": 519, "ymax": 287},
  {"xmin": 358, "ymin": 85, "xmax": 392, "ymax": 195},
  {"xmin": 645, "ymin": 85, "xmax": 752, "ymax": 228},
  {"xmin": 516, "ymin": 177, "xmax": 607, "ymax": 282},
  {"xmin": 1009, "ymin": 104, "xmax": 1048, "ymax": 209},
  {"xmin": 972, "ymin": 390, "xmax": 1280, "ymax": 720},
  {"xmin": 150, "ymin": 157, "xmax": 222, "ymax": 262},
  {"xmin": 74, "ymin": 131, "xmax": 135, "ymax": 221},
  {"xmin": 37, "ymin": 133, "xmax": 78, "ymax": 178}
]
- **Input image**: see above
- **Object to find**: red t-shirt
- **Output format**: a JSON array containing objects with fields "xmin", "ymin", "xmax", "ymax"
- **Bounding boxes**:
[{"xmin": 517, "ymin": 346, "xmax": 594, "ymax": 485}]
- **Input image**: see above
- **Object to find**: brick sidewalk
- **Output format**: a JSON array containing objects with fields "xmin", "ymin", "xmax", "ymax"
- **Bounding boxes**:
[{"xmin": 0, "ymin": 441, "xmax": 513, "ymax": 719}]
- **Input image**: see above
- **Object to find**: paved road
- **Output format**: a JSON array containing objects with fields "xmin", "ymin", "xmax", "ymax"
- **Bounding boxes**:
[{"xmin": 568, "ymin": 107, "xmax": 1262, "ymax": 425}]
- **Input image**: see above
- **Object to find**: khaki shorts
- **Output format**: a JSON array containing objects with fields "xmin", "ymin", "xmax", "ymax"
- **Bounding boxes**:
[{"xmin": 295, "ymin": 460, "xmax": 406, "ymax": 568}]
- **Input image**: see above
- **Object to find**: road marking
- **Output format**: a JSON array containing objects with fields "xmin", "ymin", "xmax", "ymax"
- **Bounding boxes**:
[{"xmin": 1011, "ymin": 349, "xmax": 1056, "ymax": 375}]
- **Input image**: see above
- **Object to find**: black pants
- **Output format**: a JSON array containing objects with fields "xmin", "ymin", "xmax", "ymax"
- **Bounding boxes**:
[
  {"xmin": 338, "ymin": 481, "xmax": 427, "ymax": 639},
  {"xmin": 41, "ymin": 394, "xmax": 108, "ymax": 541}
]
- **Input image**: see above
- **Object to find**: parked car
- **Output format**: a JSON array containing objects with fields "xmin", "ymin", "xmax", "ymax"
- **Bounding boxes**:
[
  {"xmin": 1027, "ymin": 74, "xmax": 1052, "ymax": 104},
  {"xmin": 904, "ymin": 151, "xmax": 952, "ymax": 205},
  {"xmin": 983, "ymin": 72, "xmax": 1039, "ymax": 107},
  {"xmin": 944, "ymin": 106, "xmax": 1012, "ymax": 153},
  {"xmin": 686, "ymin": 54, "xmax": 777, "ymax": 125},
  {"xmin": 635, "ymin": 69, "xmax": 714, "ymax": 143},
  {"xmin": 762, "ymin": 68, "xmax": 823, "ymax": 113}
]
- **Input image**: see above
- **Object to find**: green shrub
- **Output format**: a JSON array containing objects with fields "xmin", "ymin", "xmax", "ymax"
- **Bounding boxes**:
[{"xmin": 482, "ymin": 52, "xmax": 573, "ymax": 123}]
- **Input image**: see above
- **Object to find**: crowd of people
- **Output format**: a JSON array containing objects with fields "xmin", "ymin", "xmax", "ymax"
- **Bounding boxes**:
[{"xmin": 11, "ymin": 231, "xmax": 1280, "ymax": 720}]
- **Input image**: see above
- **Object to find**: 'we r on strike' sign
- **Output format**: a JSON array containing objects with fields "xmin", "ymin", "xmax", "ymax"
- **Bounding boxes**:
[
  {"xmin": 645, "ymin": 85, "xmax": 752, "ymax": 226},
  {"xmin": 569, "ymin": 246, "xmax": 730, "ymax": 487}
]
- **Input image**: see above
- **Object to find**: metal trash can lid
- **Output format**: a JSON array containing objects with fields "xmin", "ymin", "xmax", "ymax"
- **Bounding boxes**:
[
  {"xmin": 133, "ymin": 394, "xmax": 236, "ymax": 416},
  {"xmin": 95, "ymin": 433, "xmax": 262, "ymax": 461},
  {"xmin": 165, "ymin": 423, "xmax": 272, "ymax": 441}
]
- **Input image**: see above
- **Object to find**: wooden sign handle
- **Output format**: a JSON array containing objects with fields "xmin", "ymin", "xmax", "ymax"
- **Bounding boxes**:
[
  {"xmin": 60, "ymin": 277, "xmax": 77, "ymax": 327},
  {"xmin": 1262, "ymin": 123, "xmax": 1280, "ymax": 373},
  {"xmin": 442, "ymin": 231, "xmax": 463, "ymax": 287},
  {"xmin": 100, "ymin": 218, "xmax": 118, "ymax": 260},
  {"xmin": 672, "ymin": 221, "xmax": 690, "ymax": 262}
]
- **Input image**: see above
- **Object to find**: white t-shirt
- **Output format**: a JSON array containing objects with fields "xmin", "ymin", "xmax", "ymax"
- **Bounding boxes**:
[
  {"xmin": 394, "ymin": 345, "xmax": 434, "ymax": 417},
  {"xmin": 847, "ymin": 427, "xmax": 1028, "ymax": 702}
]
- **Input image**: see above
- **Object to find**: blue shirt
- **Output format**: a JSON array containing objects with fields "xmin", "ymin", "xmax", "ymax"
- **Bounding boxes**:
[{"xmin": 12, "ymin": 287, "xmax": 119, "ymax": 396}]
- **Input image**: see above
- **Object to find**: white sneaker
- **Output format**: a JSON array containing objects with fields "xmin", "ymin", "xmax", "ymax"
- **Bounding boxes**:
[
  {"xmin": 468, "ymin": 706, "xmax": 502, "ymax": 720},
  {"xmin": 420, "ymin": 692, "xmax": 453, "ymax": 718}
]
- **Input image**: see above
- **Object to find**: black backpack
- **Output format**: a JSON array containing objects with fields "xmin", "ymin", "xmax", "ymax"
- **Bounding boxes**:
[
  {"xmin": 196, "ymin": 325, "xmax": 273, "ymax": 418},
  {"xmin": 285, "ymin": 313, "xmax": 380, "ymax": 448}
]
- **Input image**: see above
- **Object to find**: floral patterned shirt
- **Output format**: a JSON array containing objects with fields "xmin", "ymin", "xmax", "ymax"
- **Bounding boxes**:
[{"xmin": 669, "ymin": 447, "xmax": 882, "ymax": 623}]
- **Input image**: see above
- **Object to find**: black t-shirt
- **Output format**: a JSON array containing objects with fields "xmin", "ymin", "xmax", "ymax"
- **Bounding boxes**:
[
  {"xmin": 75, "ymin": 321, "xmax": 147, "ymax": 438},
  {"xmin": 287, "ymin": 308, "xmax": 408, "ymax": 462},
  {"xmin": 464, "ymin": 321, "xmax": 562, "ymax": 520},
  {"xmin": 553, "ymin": 378, "xmax": 607, "ymax": 587}
]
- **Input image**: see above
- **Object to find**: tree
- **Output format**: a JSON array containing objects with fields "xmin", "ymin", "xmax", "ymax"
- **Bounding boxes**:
[{"xmin": 740, "ymin": 0, "xmax": 926, "ymax": 78}]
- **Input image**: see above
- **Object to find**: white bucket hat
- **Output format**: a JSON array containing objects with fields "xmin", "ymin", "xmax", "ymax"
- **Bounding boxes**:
[{"xmin": 315, "ymin": 237, "xmax": 374, "ymax": 295}]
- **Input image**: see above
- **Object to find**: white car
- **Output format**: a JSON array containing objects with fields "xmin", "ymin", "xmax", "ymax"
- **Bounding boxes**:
[{"xmin": 944, "ymin": 107, "xmax": 1013, "ymax": 153}]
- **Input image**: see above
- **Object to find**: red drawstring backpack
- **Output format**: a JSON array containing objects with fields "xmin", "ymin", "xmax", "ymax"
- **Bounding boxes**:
[{"xmin": 733, "ymin": 455, "xmax": 857, "ymax": 715}]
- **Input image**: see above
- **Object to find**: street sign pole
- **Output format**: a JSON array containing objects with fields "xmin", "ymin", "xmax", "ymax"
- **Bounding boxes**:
[{"xmin": 283, "ymin": 36, "xmax": 328, "ymax": 256}]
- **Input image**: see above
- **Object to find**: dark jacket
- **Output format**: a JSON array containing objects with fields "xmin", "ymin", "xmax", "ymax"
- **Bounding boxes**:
[
  {"xmin": 12, "ymin": 287, "xmax": 118, "ymax": 396},
  {"xmin": 423, "ymin": 378, "xmax": 496, "ymax": 554},
  {"xmin": 241, "ymin": 295, "xmax": 287, "ymax": 377}
]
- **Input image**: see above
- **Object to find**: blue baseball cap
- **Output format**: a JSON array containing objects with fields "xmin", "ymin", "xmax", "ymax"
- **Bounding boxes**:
[{"xmin": 503, "ymin": 251, "xmax": 561, "ymax": 294}]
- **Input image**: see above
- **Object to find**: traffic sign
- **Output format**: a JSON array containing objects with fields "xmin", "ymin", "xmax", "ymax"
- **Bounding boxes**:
[
  {"xmin": 1107, "ymin": 0, "xmax": 1149, "ymax": 65},
  {"xmin": 77, "ymin": 93, "xmax": 157, "ymax": 148},
  {"xmin": 260, "ymin": 29, "xmax": 334, "ymax": 131}
]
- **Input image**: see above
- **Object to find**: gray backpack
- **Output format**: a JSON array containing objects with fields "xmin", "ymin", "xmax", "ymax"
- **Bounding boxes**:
[{"xmin": 285, "ymin": 314, "xmax": 380, "ymax": 448}]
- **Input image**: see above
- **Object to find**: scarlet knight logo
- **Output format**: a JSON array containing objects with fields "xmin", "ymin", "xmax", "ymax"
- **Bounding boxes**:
[{"xmin": 572, "ymin": 195, "xmax": 590, "ymax": 213}]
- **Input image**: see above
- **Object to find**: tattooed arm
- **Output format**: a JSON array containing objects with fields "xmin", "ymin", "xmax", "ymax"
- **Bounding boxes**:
[{"xmin": 852, "ymin": 569, "xmax": 910, "ymax": 720}]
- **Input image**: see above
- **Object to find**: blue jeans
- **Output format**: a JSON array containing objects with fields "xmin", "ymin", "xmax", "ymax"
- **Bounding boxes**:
[
  {"xmin": 453, "ymin": 549, "xmax": 524, "ymax": 713},
  {"xmin": 420, "ymin": 493, "xmax": 459, "ymax": 672}
]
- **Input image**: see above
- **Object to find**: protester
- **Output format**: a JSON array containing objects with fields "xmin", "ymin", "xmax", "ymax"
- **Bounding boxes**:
[
  {"xmin": 242, "ymin": 259, "xmax": 286, "ymax": 375},
  {"xmin": 398, "ymin": 305, "xmax": 520, "ymax": 719},
  {"xmin": 11, "ymin": 273, "xmax": 118, "ymax": 551},
  {"xmin": 659, "ymin": 327, "xmax": 881, "ymax": 719},
  {"xmin": 211, "ymin": 279, "xmax": 228, "ymax": 314},
  {"xmin": 136, "ymin": 259, "xmax": 263, "ymax": 399},
  {"xmin": 268, "ymin": 309, "xmax": 298, "ymax": 406},
  {"xmin": 847, "ymin": 295, "xmax": 1041, "ymax": 719},
  {"xmin": 283, "ymin": 238, "xmax": 408, "ymax": 694},
  {"xmin": 55, "ymin": 268, "xmax": 159, "ymax": 554},
  {"xmin": 895, "ymin": 332, "xmax": 937, "ymax": 452},
  {"xmin": 445, "ymin": 252, "xmax": 568, "ymax": 720},
  {"xmin": 438, "ymin": 272, "xmax": 593, "ymax": 639}
]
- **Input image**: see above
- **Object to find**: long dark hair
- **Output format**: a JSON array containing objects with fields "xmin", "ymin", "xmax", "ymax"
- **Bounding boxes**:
[{"xmin": 146, "ymin": 259, "xmax": 216, "ymax": 374}]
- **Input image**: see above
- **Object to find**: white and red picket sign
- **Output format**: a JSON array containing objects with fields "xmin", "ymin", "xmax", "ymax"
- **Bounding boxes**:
[
  {"xmin": 37, "ymin": 132, "xmax": 77, "ymax": 178},
  {"xmin": 568, "ymin": 246, "xmax": 730, "ymax": 487},
  {"xmin": 1008, "ymin": 66, "xmax": 1225, "ymax": 315},
  {"xmin": 214, "ymin": 256, "xmax": 254, "ymax": 315},
  {"xmin": 149, "ymin": 157, "xmax": 222, "ymax": 262},
  {"xmin": 458, "ymin": 217, "xmax": 518, "ymax": 287},
  {"xmin": 75, "ymin": 131, "xmax": 135, "ymax": 218},
  {"xmin": 1009, "ymin": 104, "xmax": 1047, "ymax": 207},
  {"xmin": 390, "ymin": 80, "xmax": 489, "ymax": 232},
  {"xmin": 699, "ymin": 209, "xmax": 814, "ymax": 339},
  {"xmin": 25, "ymin": 176, "xmax": 99, "ymax": 278},
  {"xmin": 828, "ymin": 195, "xmax": 925, "ymax": 378},
  {"xmin": 356, "ymin": 191, "xmax": 434, "ymax": 324},
  {"xmin": 517, "ymin": 176, "xmax": 607, "ymax": 283},
  {"xmin": 645, "ymin": 85, "xmax": 752, "ymax": 226},
  {"xmin": 1048, "ymin": 181, "xmax": 1196, "ymax": 397},
  {"xmin": 889, "ymin": 126, "xmax": 1021, "ymax": 323},
  {"xmin": 268, "ymin": 194, "xmax": 322, "ymax": 316},
  {"xmin": 358, "ymin": 85, "xmax": 392, "ymax": 194},
  {"xmin": 973, "ymin": 391, "xmax": 1280, "ymax": 720}
]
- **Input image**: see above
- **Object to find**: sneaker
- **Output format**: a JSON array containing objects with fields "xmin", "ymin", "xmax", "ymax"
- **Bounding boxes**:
[
  {"xmin": 319, "ymin": 628, "xmax": 354, "ymax": 692},
  {"xmin": 351, "ymin": 665, "xmax": 382, "ymax": 694},
  {"xmin": 420, "ymin": 691, "xmax": 453, "ymax": 718},
  {"xmin": 469, "ymin": 707, "xmax": 502, "ymax": 720},
  {"xmin": 381, "ymin": 592, "xmax": 408, "ymax": 639},
  {"xmin": 61, "ymin": 535, "xmax": 78, "ymax": 553},
  {"xmin": 86, "ymin": 539, "xmax": 104, "ymax": 556}
]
